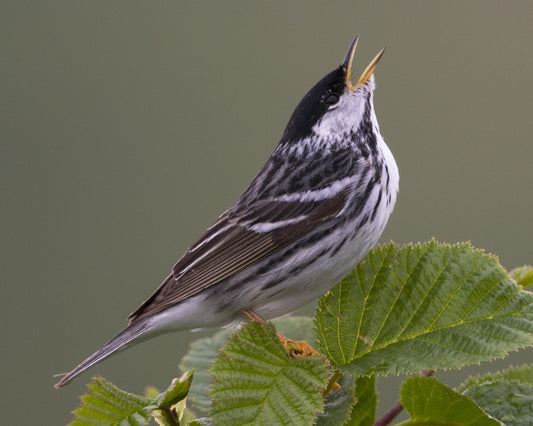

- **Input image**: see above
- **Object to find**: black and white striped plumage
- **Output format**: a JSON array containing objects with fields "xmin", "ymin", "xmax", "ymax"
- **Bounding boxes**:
[{"xmin": 55, "ymin": 36, "xmax": 399, "ymax": 388}]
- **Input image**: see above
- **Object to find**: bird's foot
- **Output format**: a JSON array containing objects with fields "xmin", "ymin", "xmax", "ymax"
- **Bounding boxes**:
[
  {"xmin": 243, "ymin": 310, "xmax": 340, "ymax": 392},
  {"xmin": 243, "ymin": 310, "xmax": 321, "ymax": 356},
  {"xmin": 276, "ymin": 332, "xmax": 340, "ymax": 393},
  {"xmin": 276, "ymin": 332, "xmax": 320, "ymax": 357}
]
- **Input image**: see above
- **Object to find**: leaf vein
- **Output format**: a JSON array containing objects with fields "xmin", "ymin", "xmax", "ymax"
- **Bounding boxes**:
[
  {"xmin": 461, "ymin": 275, "xmax": 505, "ymax": 321},
  {"xmin": 373, "ymin": 246, "xmax": 433, "ymax": 344},
  {"xmin": 338, "ymin": 280, "xmax": 346, "ymax": 363},
  {"xmin": 353, "ymin": 250, "xmax": 390, "ymax": 356},
  {"xmin": 427, "ymin": 256, "xmax": 492, "ymax": 331},
  {"xmin": 352, "ymin": 307, "xmax": 533, "ymax": 361}
]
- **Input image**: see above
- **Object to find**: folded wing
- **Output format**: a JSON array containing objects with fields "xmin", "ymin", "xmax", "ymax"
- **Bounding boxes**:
[{"xmin": 128, "ymin": 187, "xmax": 351, "ymax": 322}]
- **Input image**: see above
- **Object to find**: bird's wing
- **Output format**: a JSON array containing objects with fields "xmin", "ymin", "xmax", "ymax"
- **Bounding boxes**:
[{"xmin": 128, "ymin": 187, "xmax": 351, "ymax": 322}]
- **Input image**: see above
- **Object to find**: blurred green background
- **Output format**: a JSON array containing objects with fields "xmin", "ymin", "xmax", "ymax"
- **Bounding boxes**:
[{"xmin": 2, "ymin": 1, "xmax": 532, "ymax": 425}]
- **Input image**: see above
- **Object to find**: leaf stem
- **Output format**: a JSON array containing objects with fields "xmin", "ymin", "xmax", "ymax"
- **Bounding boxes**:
[
  {"xmin": 323, "ymin": 370, "xmax": 343, "ymax": 396},
  {"xmin": 155, "ymin": 406, "xmax": 180, "ymax": 426},
  {"xmin": 373, "ymin": 370, "xmax": 435, "ymax": 426},
  {"xmin": 374, "ymin": 400, "xmax": 403, "ymax": 426}
]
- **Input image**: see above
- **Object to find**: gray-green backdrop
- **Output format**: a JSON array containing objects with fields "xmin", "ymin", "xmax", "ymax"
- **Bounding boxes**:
[{"xmin": 2, "ymin": 2, "xmax": 532, "ymax": 425}]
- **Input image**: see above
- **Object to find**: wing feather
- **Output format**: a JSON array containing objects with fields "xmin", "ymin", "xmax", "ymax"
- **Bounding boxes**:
[{"xmin": 128, "ymin": 187, "xmax": 350, "ymax": 322}]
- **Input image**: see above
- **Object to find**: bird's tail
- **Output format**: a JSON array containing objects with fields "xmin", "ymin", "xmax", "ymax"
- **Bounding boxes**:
[{"xmin": 54, "ymin": 319, "xmax": 152, "ymax": 388}]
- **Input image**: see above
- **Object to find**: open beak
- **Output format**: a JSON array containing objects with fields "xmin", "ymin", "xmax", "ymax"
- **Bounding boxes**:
[{"xmin": 342, "ymin": 35, "xmax": 385, "ymax": 91}]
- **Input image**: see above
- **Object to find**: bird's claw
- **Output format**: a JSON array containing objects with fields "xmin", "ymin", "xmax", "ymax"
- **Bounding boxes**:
[
  {"xmin": 285, "ymin": 339, "xmax": 321, "ymax": 357},
  {"xmin": 275, "ymin": 332, "xmax": 319, "ymax": 357},
  {"xmin": 278, "ymin": 336, "xmax": 341, "ymax": 393}
]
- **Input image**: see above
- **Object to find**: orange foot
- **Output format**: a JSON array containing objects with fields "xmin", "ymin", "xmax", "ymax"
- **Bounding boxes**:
[
  {"xmin": 275, "ymin": 332, "xmax": 340, "ymax": 392},
  {"xmin": 243, "ymin": 310, "xmax": 340, "ymax": 392},
  {"xmin": 276, "ymin": 332, "xmax": 321, "ymax": 357}
]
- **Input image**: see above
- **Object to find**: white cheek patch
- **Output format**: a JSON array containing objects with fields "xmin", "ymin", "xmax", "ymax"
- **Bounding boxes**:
[{"xmin": 312, "ymin": 90, "xmax": 367, "ymax": 138}]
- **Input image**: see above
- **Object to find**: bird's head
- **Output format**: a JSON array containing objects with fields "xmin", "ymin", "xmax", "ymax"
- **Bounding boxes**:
[{"xmin": 280, "ymin": 35, "xmax": 385, "ymax": 144}]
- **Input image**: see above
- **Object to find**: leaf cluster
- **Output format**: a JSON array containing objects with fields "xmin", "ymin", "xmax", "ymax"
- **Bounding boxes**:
[
  {"xmin": 68, "ymin": 242, "xmax": 533, "ymax": 425},
  {"xmin": 70, "ymin": 370, "xmax": 193, "ymax": 426}
]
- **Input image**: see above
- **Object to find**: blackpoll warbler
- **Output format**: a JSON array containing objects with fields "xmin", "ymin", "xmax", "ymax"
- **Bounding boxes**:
[{"xmin": 55, "ymin": 35, "xmax": 399, "ymax": 388}]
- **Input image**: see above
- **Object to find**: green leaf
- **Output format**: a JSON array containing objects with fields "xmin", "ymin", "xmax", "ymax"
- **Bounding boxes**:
[
  {"xmin": 463, "ymin": 382, "xmax": 533, "ymax": 425},
  {"xmin": 347, "ymin": 376, "xmax": 377, "ymax": 426},
  {"xmin": 459, "ymin": 364, "xmax": 533, "ymax": 425},
  {"xmin": 180, "ymin": 316, "xmax": 315, "ymax": 413},
  {"xmin": 459, "ymin": 364, "xmax": 533, "ymax": 391},
  {"xmin": 209, "ymin": 321, "xmax": 330, "ymax": 425},
  {"xmin": 315, "ymin": 374, "xmax": 376, "ymax": 426},
  {"xmin": 152, "ymin": 369, "xmax": 194, "ymax": 408},
  {"xmin": 71, "ymin": 377, "xmax": 153, "ymax": 425},
  {"xmin": 315, "ymin": 241, "xmax": 533, "ymax": 376},
  {"xmin": 187, "ymin": 418, "xmax": 213, "ymax": 426},
  {"xmin": 71, "ymin": 372, "xmax": 194, "ymax": 426},
  {"xmin": 398, "ymin": 377, "xmax": 500, "ymax": 425},
  {"xmin": 315, "ymin": 386, "xmax": 356, "ymax": 426},
  {"xmin": 151, "ymin": 370, "xmax": 195, "ymax": 426},
  {"xmin": 510, "ymin": 265, "xmax": 533, "ymax": 289},
  {"xmin": 180, "ymin": 329, "xmax": 233, "ymax": 413},
  {"xmin": 181, "ymin": 408, "xmax": 199, "ymax": 425}
]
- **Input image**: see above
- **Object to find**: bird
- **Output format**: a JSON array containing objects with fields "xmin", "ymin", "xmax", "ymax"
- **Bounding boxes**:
[{"xmin": 55, "ymin": 35, "xmax": 399, "ymax": 388}]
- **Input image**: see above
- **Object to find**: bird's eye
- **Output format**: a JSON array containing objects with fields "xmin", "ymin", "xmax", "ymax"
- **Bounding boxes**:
[{"xmin": 323, "ymin": 93, "xmax": 340, "ymax": 107}]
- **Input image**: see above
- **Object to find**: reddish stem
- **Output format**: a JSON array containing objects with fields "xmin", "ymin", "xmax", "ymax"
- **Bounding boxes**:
[{"xmin": 373, "ymin": 370, "xmax": 435, "ymax": 426}]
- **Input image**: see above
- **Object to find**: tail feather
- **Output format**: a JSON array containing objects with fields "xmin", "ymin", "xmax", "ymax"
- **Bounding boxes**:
[{"xmin": 54, "ymin": 320, "xmax": 151, "ymax": 388}]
